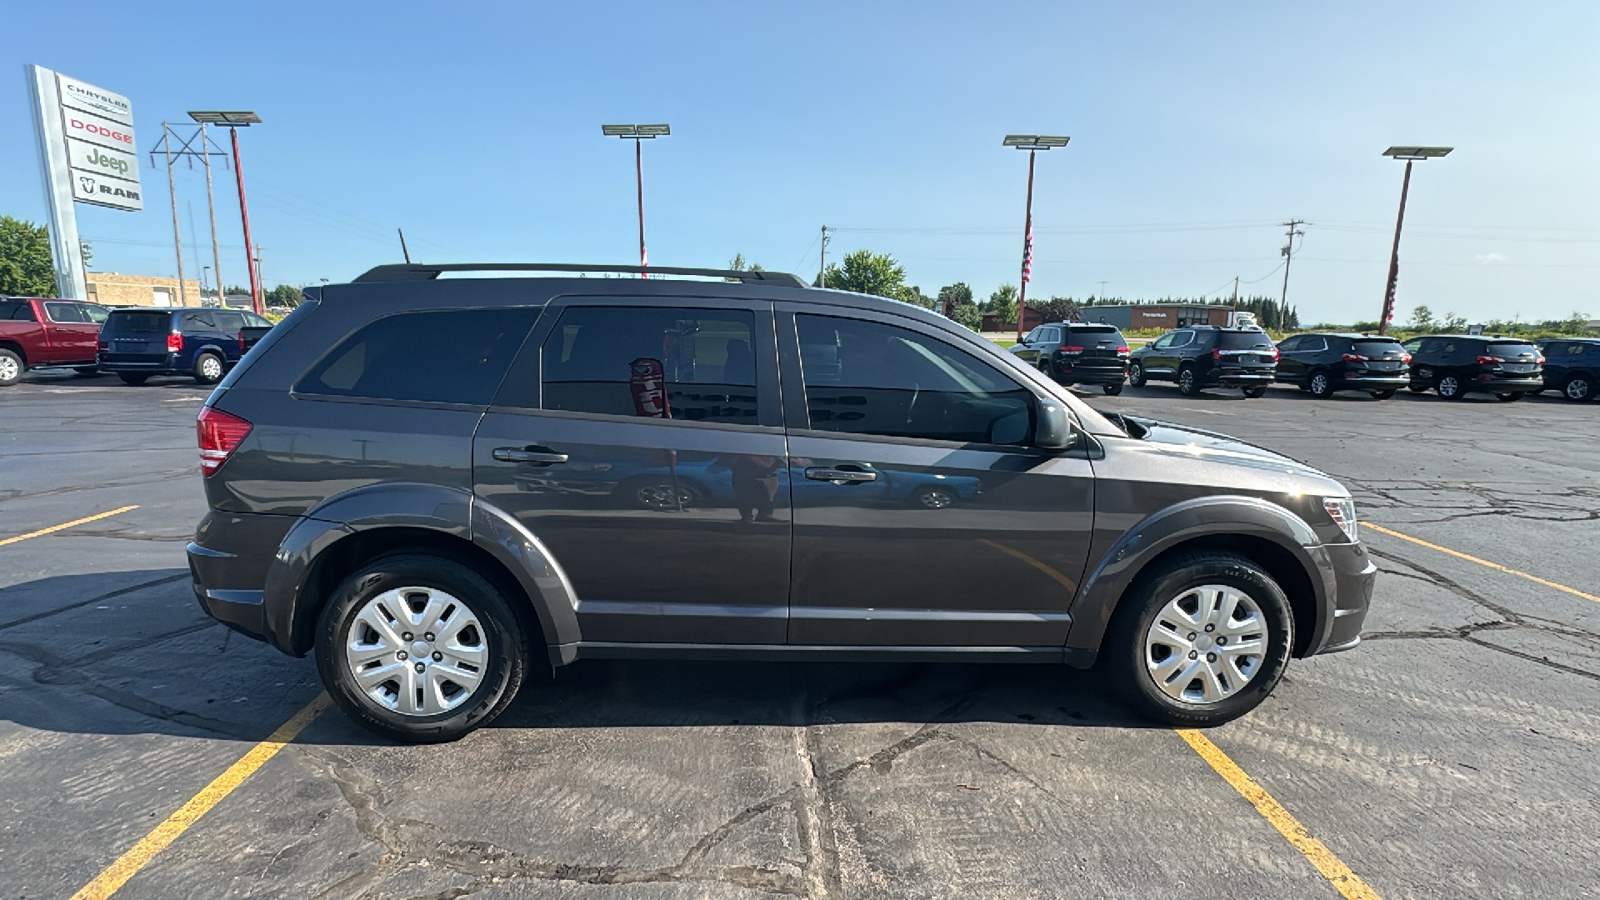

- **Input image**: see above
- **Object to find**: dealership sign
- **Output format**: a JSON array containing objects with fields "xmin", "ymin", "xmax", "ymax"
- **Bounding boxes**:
[{"xmin": 52, "ymin": 75, "xmax": 142, "ymax": 211}]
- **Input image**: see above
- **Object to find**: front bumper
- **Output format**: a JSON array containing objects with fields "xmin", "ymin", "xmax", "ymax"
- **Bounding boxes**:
[{"xmin": 1312, "ymin": 540, "xmax": 1377, "ymax": 654}]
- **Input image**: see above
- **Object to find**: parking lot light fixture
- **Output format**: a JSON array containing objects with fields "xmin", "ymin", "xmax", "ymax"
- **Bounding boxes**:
[
  {"xmin": 603, "ymin": 124, "xmax": 671, "ymax": 273},
  {"xmin": 1378, "ymin": 146, "xmax": 1453, "ymax": 335},
  {"xmin": 190, "ymin": 111, "xmax": 264, "ymax": 315},
  {"xmin": 1003, "ymin": 134, "xmax": 1070, "ymax": 342}
]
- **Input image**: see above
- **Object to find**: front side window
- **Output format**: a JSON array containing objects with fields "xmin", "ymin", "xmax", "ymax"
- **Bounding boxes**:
[
  {"xmin": 541, "ymin": 306, "xmax": 760, "ymax": 424},
  {"xmin": 1170, "ymin": 331, "xmax": 1196, "ymax": 348},
  {"xmin": 298, "ymin": 308, "xmax": 536, "ymax": 405},
  {"xmin": 1277, "ymin": 336, "xmax": 1304, "ymax": 352},
  {"xmin": 44, "ymin": 302, "xmax": 86, "ymax": 324},
  {"xmin": 80, "ymin": 304, "xmax": 108, "ymax": 324},
  {"xmin": 1151, "ymin": 333, "xmax": 1175, "ymax": 350},
  {"xmin": 1023, "ymin": 327, "xmax": 1043, "ymax": 344},
  {"xmin": 796, "ymin": 314, "xmax": 1034, "ymax": 446}
]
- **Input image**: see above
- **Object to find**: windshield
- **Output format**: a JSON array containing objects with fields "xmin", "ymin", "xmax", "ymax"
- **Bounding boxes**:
[
  {"xmin": 1217, "ymin": 331, "xmax": 1273, "ymax": 350},
  {"xmin": 103, "ymin": 311, "xmax": 172, "ymax": 334}
]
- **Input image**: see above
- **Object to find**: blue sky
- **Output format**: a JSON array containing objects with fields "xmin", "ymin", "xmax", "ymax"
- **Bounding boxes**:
[{"xmin": 4, "ymin": 0, "xmax": 1596, "ymax": 324}]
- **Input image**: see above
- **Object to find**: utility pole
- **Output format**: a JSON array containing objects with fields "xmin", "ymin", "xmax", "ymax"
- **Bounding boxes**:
[
  {"xmin": 254, "ymin": 244, "xmax": 263, "ymax": 299},
  {"xmin": 199, "ymin": 125, "xmax": 225, "ymax": 308},
  {"xmin": 160, "ymin": 123, "xmax": 190, "ymax": 307},
  {"xmin": 1231, "ymin": 276, "xmax": 1239, "ymax": 323},
  {"xmin": 151, "ymin": 125, "xmax": 232, "ymax": 307},
  {"xmin": 1279, "ymin": 220, "xmax": 1305, "ymax": 330},
  {"xmin": 1098, "ymin": 280, "xmax": 1109, "ymax": 300},
  {"xmin": 819, "ymin": 225, "xmax": 830, "ymax": 287}
]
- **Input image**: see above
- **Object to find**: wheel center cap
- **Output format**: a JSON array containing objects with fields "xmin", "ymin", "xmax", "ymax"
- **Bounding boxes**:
[
  {"xmin": 1195, "ymin": 635, "xmax": 1215, "ymax": 651},
  {"xmin": 411, "ymin": 640, "xmax": 431, "ymax": 658}
]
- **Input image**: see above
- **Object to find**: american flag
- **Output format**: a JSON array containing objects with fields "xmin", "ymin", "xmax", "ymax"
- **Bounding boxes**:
[{"xmin": 1021, "ymin": 220, "xmax": 1034, "ymax": 284}]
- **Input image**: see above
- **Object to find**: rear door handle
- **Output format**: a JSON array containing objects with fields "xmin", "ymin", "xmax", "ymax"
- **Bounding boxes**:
[
  {"xmin": 492, "ymin": 446, "xmax": 569, "ymax": 465},
  {"xmin": 804, "ymin": 465, "xmax": 878, "ymax": 484}
]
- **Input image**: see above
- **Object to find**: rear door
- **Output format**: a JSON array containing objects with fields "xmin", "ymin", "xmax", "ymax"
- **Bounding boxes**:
[
  {"xmin": 778, "ymin": 306, "xmax": 1094, "ymax": 649},
  {"xmin": 474, "ymin": 296, "xmax": 791, "ymax": 646},
  {"xmin": 1347, "ymin": 338, "xmax": 1409, "ymax": 377},
  {"xmin": 214, "ymin": 310, "xmax": 246, "ymax": 363},
  {"xmin": 40, "ymin": 301, "xmax": 99, "ymax": 364},
  {"xmin": 1140, "ymin": 331, "xmax": 1179, "ymax": 376},
  {"xmin": 102, "ymin": 310, "xmax": 174, "ymax": 364}
]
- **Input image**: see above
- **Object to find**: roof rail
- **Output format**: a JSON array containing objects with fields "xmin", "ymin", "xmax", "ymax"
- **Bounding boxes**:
[{"xmin": 351, "ymin": 263, "xmax": 810, "ymax": 288}]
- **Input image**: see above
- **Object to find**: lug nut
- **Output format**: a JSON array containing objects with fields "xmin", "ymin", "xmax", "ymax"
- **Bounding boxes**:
[
  {"xmin": 1187, "ymin": 632, "xmax": 1197, "ymax": 641},
  {"xmin": 1207, "ymin": 653, "xmax": 1217, "ymax": 663},
  {"xmin": 1204, "ymin": 624, "xmax": 1215, "ymax": 633},
  {"xmin": 414, "ymin": 662, "xmax": 425, "ymax": 673},
  {"xmin": 1188, "ymin": 650, "xmax": 1198, "ymax": 660},
  {"xmin": 432, "ymin": 652, "xmax": 443, "ymax": 662},
  {"xmin": 1217, "ymin": 637, "xmax": 1227, "ymax": 645},
  {"xmin": 424, "ymin": 633, "xmax": 435, "ymax": 642},
  {"xmin": 397, "ymin": 651, "xmax": 408, "ymax": 661},
  {"xmin": 402, "ymin": 632, "xmax": 414, "ymax": 641}
]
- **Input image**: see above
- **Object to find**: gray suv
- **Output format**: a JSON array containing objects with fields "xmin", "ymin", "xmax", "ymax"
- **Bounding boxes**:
[{"xmin": 187, "ymin": 263, "xmax": 1375, "ymax": 742}]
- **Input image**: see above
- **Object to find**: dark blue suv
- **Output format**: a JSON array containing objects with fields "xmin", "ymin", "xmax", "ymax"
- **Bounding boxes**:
[{"xmin": 98, "ymin": 307, "xmax": 273, "ymax": 385}]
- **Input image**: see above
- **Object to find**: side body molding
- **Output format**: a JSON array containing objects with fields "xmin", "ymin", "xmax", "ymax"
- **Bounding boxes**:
[
  {"xmin": 263, "ymin": 482, "xmax": 581, "ymax": 662},
  {"xmin": 1063, "ymin": 495, "xmax": 1334, "ymax": 664}
]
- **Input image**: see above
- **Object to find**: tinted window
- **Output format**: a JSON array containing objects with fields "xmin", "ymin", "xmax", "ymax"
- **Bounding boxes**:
[
  {"xmin": 797, "ymin": 314, "xmax": 1034, "ymax": 445},
  {"xmin": 298, "ymin": 308, "xmax": 535, "ymax": 405},
  {"xmin": 243, "ymin": 312, "xmax": 272, "ymax": 327},
  {"xmin": 1276, "ymin": 336, "xmax": 1302, "ymax": 351},
  {"xmin": 1571, "ymin": 344, "xmax": 1589, "ymax": 356},
  {"xmin": 104, "ymin": 311, "xmax": 172, "ymax": 334},
  {"xmin": 1352, "ymin": 340, "xmax": 1404, "ymax": 356},
  {"xmin": 81, "ymin": 304, "xmax": 107, "ymax": 324},
  {"xmin": 1170, "ymin": 331, "xmax": 1196, "ymax": 348},
  {"xmin": 1485, "ymin": 341, "xmax": 1539, "ymax": 358},
  {"xmin": 180, "ymin": 312, "xmax": 217, "ymax": 331},
  {"xmin": 1151, "ymin": 333, "xmax": 1174, "ymax": 349},
  {"xmin": 1023, "ymin": 327, "xmax": 1042, "ymax": 344},
  {"xmin": 1069, "ymin": 325, "xmax": 1120, "ymax": 337},
  {"xmin": 44, "ymin": 302, "xmax": 86, "ymax": 323},
  {"xmin": 541, "ymin": 306, "xmax": 759, "ymax": 423},
  {"xmin": 1042, "ymin": 327, "xmax": 1061, "ymax": 344},
  {"xmin": 1217, "ymin": 331, "xmax": 1273, "ymax": 349},
  {"xmin": 215, "ymin": 310, "xmax": 245, "ymax": 331},
  {"xmin": 0, "ymin": 300, "xmax": 36, "ymax": 322}
]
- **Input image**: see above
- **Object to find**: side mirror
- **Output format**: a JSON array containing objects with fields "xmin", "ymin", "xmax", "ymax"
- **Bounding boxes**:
[{"xmin": 1034, "ymin": 401, "xmax": 1079, "ymax": 451}]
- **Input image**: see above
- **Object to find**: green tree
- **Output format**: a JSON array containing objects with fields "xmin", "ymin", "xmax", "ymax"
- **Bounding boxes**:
[
  {"xmin": 725, "ymin": 253, "xmax": 764, "ymax": 280},
  {"xmin": 987, "ymin": 284, "xmax": 1018, "ymax": 326},
  {"xmin": 897, "ymin": 285, "xmax": 935, "ymax": 309},
  {"xmin": 1440, "ymin": 311, "xmax": 1468, "ymax": 332},
  {"xmin": 936, "ymin": 282, "xmax": 973, "ymax": 316},
  {"xmin": 0, "ymin": 216, "xmax": 58, "ymax": 297},
  {"xmin": 818, "ymin": 249, "xmax": 908, "ymax": 300},
  {"xmin": 264, "ymin": 284, "xmax": 304, "ymax": 307},
  {"xmin": 1408, "ymin": 305, "xmax": 1436, "ymax": 332},
  {"xmin": 1036, "ymin": 296, "xmax": 1080, "ymax": 324}
]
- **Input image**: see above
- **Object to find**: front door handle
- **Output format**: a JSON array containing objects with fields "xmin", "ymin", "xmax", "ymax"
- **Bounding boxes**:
[
  {"xmin": 492, "ymin": 446, "xmax": 569, "ymax": 465},
  {"xmin": 804, "ymin": 464, "xmax": 878, "ymax": 484}
]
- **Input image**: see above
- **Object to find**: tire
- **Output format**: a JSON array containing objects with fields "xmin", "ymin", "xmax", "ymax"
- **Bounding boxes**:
[
  {"xmin": 0, "ymin": 348, "xmax": 22, "ymax": 387},
  {"xmin": 1370, "ymin": 389, "xmax": 1397, "ymax": 399},
  {"xmin": 1102, "ymin": 381, "xmax": 1124, "ymax": 396},
  {"xmin": 1241, "ymin": 386, "xmax": 1267, "ymax": 398},
  {"xmin": 1103, "ymin": 552, "xmax": 1294, "ymax": 727},
  {"xmin": 315, "ymin": 554, "xmax": 531, "ymax": 743},
  {"xmin": 1436, "ymin": 374, "xmax": 1468, "ymax": 400},
  {"xmin": 1177, "ymin": 366, "xmax": 1200, "ymax": 396},
  {"xmin": 75, "ymin": 365, "xmax": 99, "ymax": 376},
  {"xmin": 194, "ymin": 352, "xmax": 225, "ymax": 385},
  {"xmin": 914, "ymin": 486, "xmax": 958, "ymax": 509},
  {"xmin": 1038, "ymin": 358, "xmax": 1054, "ymax": 381},
  {"xmin": 1496, "ymin": 391, "xmax": 1523, "ymax": 403},
  {"xmin": 1128, "ymin": 362, "xmax": 1148, "ymax": 387},
  {"xmin": 1308, "ymin": 370, "xmax": 1334, "ymax": 399},
  {"xmin": 1563, "ymin": 374, "xmax": 1596, "ymax": 402},
  {"xmin": 118, "ymin": 373, "xmax": 150, "ymax": 386},
  {"xmin": 1407, "ymin": 384, "xmax": 1430, "ymax": 393}
]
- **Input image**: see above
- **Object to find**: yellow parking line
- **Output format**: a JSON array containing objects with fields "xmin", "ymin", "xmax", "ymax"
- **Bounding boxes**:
[
  {"xmin": 1364, "ymin": 523, "xmax": 1599, "ymax": 604},
  {"xmin": 1178, "ymin": 729, "xmax": 1381, "ymax": 900},
  {"xmin": 0, "ymin": 506, "xmax": 139, "ymax": 547},
  {"xmin": 70, "ymin": 694, "xmax": 330, "ymax": 900}
]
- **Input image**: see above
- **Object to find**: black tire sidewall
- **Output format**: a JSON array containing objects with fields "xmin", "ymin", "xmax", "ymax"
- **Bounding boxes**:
[
  {"xmin": 1103, "ymin": 381, "xmax": 1124, "ymax": 395},
  {"xmin": 315, "ymin": 554, "xmax": 527, "ymax": 743},
  {"xmin": 194, "ymin": 352, "xmax": 224, "ymax": 385},
  {"xmin": 118, "ymin": 373, "xmax": 149, "ymax": 385},
  {"xmin": 1177, "ymin": 367, "xmax": 1198, "ymax": 395},
  {"xmin": 1106, "ymin": 553, "xmax": 1293, "ymax": 727},
  {"xmin": 1129, "ymin": 363, "xmax": 1146, "ymax": 387}
]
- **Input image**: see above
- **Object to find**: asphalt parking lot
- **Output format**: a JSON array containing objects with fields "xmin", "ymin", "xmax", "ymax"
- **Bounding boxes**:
[{"xmin": 2, "ymin": 370, "xmax": 1597, "ymax": 899}]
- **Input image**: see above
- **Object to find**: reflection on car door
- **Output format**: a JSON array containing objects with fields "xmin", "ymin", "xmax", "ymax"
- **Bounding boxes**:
[
  {"xmin": 473, "ymin": 297, "xmax": 792, "ymax": 646},
  {"xmin": 777, "ymin": 306, "xmax": 1094, "ymax": 649}
]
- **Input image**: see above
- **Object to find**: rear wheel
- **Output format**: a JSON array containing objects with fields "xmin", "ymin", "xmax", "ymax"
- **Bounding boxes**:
[
  {"xmin": 0, "ymin": 349, "xmax": 22, "ymax": 387},
  {"xmin": 1436, "ymin": 374, "xmax": 1467, "ymax": 400},
  {"xmin": 1103, "ymin": 381, "xmax": 1124, "ymax": 396},
  {"xmin": 194, "ymin": 352, "xmax": 224, "ymax": 385},
  {"xmin": 1308, "ymin": 370, "xmax": 1335, "ymax": 399},
  {"xmin": 1177, "ymin": 366, "xmax": 1200, "ymax": 396},
  {"xmin": 1038, "ymin": 359, "xmax": 1054, "ymax": 381},
  {"xmin": 74, "ymin": 365, "xmax": 99, "ymax": 376},
  {"xmin": 1128, "ymin": 362, "xmax": 1148, "ymax": 387},
  {"xmin": 1563, "ymin": 374, "xmax": 1595, "ymax": 402},
  {"xmin": 1407, "ymin": 384, "xmax": 1430, "ymax": 393},
  {"xmin": 1104, "ymin": 552, "xmax": 1293, "ymax": 726},
  {"xmin": 1241, "ymin": 386, "xmax": 1267, "ymax": 398},
  {"xmin": 1496, "ymin": 391, "xmax": 1523, "ymax": 403},
  {"xmin": 316, "ymin": 554, "xmax": 531, "ymax": 743},
  {"xmin": 118, "ymin": 373, "xmax": 150, "ymax": 386},
  {"xmin": 915, "ymin": 486, "xmax": 958, "ymax": 509},
  {"xmin": 1370, "ymin": 389, "xmax": 1397, "ymax": 399}
]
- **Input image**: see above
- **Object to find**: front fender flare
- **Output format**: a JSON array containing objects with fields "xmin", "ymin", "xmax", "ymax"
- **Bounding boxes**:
[{"xmin": 1065, "ymin": 495, "xmax": 1332, "ymax": 660}]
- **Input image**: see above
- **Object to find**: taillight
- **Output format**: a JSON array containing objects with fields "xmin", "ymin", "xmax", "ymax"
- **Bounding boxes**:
[
  {"xmin": 1270, "ymin": 347, "xmax": 1280, "ymax": 361},
  {"xmin": 1401, "ymin": 353, "xmax": 1412, "ymax": 363},
  {"xmin": 1210, "ymin": 348, "xmax": 1222, "ymax": 360},
  {"xmin": 1536, "ymin": 356, "xmax": 1546, "ymax": 365},
  {"xmin": 197, "ymin": 407, "xmax": 252, "ymax": 476},
  {"xmin": 1476, "ymin": 355, "xmax": 1503, "ymax": 365},
  {"xmin": 167, "ymin": 332, "xmax": 183, "ymax": 353},
  {"xmin": 1342, "ymin": 352, "xmax": 1369, "ymax": 362},
  {"xmin": 237, "ymin": 330, "xmax": 247, "ymax": 351},
  {"xmin": 1116, "ymin": 346, "xmax": 1130, "ymax": 354},
  {"xmin": 1059, "ymin": 345, "xmax": 1084, "ymax": 354}
]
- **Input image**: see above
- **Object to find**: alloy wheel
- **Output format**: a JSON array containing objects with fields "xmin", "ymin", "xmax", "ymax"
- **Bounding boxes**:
[
  {"xmin": 1143, "ymin": 584, "xmax": 1267, "ymax": 704},
  {"xmin": 1566, "ymin": 377, "xmax": 1592, "ymax": 401},
  {"xmin": 0, "ymin": 356, "xmax": 18, "ymax": 383},
  {"xmin": 200, "ymin": 355, "xmax": 223, "ymax": 381},
  {"xmin": 343, "ymin": 586, "xmax": 487, "ymax": 716}
]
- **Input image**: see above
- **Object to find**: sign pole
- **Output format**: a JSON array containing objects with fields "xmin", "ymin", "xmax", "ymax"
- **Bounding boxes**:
[
  {"xmin": 1017, "ymin": 149, "xmax": 1036, "ymax": 343},
  {"xmin": 1378, "ymin": 159, "xmax": 1413, "ymax": 336},
  {"xmin": 25, "ymin": 66, "xmax": 86, "ymax": 300}
]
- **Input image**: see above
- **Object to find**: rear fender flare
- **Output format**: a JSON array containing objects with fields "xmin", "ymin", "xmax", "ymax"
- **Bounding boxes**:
[{"xmin": 1065, "ymin": 496, "xmax": 1331, "ymax": 659}]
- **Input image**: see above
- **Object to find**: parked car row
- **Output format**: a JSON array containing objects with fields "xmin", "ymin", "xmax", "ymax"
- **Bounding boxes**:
[
  {"xmin": 1008, "ymin": 317, "xmax": 1599, "ymax": 403},
  {"xmin": 0, "ymin": 296, "xmax": 274, "ymax": 387}
]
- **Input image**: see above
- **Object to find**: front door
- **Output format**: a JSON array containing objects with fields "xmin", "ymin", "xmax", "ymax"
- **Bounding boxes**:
[
  {"xmin": 474, "ymin": 297, "xmax": 791, "ymax": 646},
  {"xmin": 40, "ymin": 301, "xmax": 100, "ymax": 364},
  {"xmin": 778, "ymin": 308, "xmax": 1095, "ymax": 649}
]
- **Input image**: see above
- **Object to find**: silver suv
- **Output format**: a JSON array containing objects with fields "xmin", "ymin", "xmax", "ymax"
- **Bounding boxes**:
[{"xmin": 187, "ymin": 263, "xmax": 1375, "ymax": 742}]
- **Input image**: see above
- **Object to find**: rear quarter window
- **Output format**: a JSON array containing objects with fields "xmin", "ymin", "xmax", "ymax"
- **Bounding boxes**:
[
  {"xmin": 1, "ymin": 300, "xmax": 38, "ymax": 322},
  {"xmin": 296, "ymin": 308, "xmax": 538, "ymax": 406}
]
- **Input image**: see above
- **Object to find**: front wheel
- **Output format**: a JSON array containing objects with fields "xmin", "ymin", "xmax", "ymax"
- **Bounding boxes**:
[
  {"xmin": 194, "ymin": 352, "xmax": 225, "ymax": 385},
  {"xmin": 1308, "ymin": 371, "xmax": 1335, "ymax": 399},
  {"xmin": 1241, "ymin": 386, "xmax": 1267, "ymax": 398},
  {"xmin": 1563, "ymin": 374, "xmax": 1595, "ymax": 402},
  {"xmin": 316, "ymin": 554, "xmax": 531, "ymax": 743},
  {"xmin": 1128, "ymin": 362, "xmax": 1147, "ymax": 387},
  {"xmin": 1103, "ymin": 552, "xmax": 1293, "ymax": 727},
  {"xmin": 1436, "ymin": 374, "xmax": 1468, "ymax": 400},
  {"xmin": 1103, "ymin": 381, "xmax": 1124, "ymax": 396},
  {"xmin": 1177, "ymin": 367, "xmax": 1200, "ymax": 396},
  {"xmin": 1370, "ymin": 389, "xmax": 1397, "ymax": 399}
]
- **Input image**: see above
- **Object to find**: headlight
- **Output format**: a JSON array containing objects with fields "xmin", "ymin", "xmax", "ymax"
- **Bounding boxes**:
[{"xmin": 1322, "ymin": 496, "xmax": 1358, "ymax": 542}]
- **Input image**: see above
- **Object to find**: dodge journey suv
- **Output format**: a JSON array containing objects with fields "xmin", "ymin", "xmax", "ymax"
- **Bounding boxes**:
[{"xmin": 188, "ymin": 263, "xmax": 1375, "ymax": 742}]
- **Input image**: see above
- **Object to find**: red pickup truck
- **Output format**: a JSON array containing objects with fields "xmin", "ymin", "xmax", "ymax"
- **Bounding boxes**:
[{"xmin": 0, "ymin": 297, "xmax": 109, "ymax": 386}]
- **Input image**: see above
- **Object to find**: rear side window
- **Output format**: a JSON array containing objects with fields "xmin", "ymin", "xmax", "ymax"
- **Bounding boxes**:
[
  {"xmin": 540, "ymin": 306, "xmax": 760, "ymax": 423},
  {"xmin": 104, "ymin": 311, "xmax": 172, "ymax": 334},
  {"xmin": 215, "ymin": 311, "xmax": 245, "ymax": 331},
  {"xmin": 1, "ymin": 300, "xmax": 37, "ymax": 321},
  {"xmin": 297, "ymin": 308, "xmax": 536, "ymax": 405},
  {"xmin": 1217, "ymin": 331, "xmax": 1273, "ymax": 350},
  {"xmin": 44, "ymin": 302, "xmax": 86, "ymax": 323}
]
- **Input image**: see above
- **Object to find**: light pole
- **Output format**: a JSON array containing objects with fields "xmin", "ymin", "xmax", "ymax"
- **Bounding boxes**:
[
  {"xmin": 602, "ymin": 124, "xmax": 670, "ymax": 273},
  {"xmin": 1002, "ymin": 135, "xmax": 1069, "ymax": 342},
  {"xmin": 189, "ymin": 111, "xmax": 263, "ymax": 315},
  {"xmin": 1378, "ymin": 146, "xmax": 1452, "ymax": 335}
]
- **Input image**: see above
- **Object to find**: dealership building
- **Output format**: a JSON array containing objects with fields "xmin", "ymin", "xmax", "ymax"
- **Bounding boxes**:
[
  {"xmin": 1080, "ymin": 304, "xmax": 1232, "ymax": 330},
  {"xmin": 85, "ymin": 273, "xmax": 203, "ymax": 308}
]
